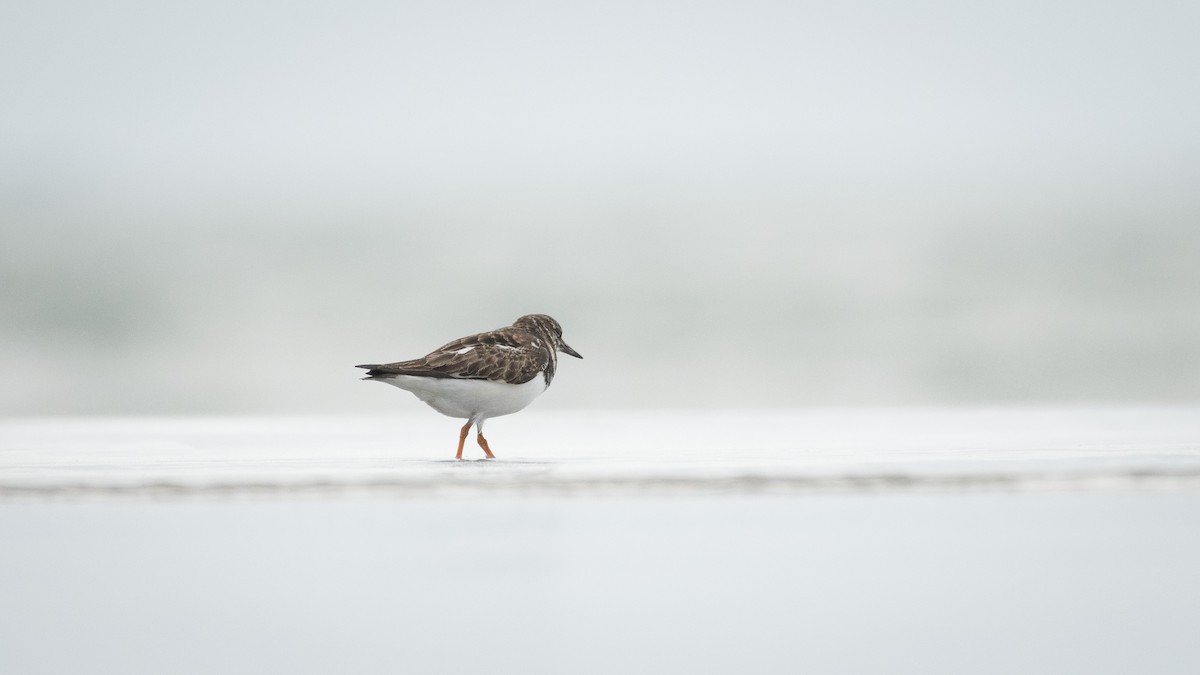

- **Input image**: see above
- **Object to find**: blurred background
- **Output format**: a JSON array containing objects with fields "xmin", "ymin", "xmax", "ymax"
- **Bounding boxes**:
[{"xmin": 2, "ymin": 0, "xmax": 1198, "ymax": 415}]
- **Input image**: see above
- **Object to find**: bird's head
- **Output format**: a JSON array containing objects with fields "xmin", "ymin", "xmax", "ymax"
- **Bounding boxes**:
[{"xmin": 514, "ymin": 314, "xmax": 582, "ymax": 359}]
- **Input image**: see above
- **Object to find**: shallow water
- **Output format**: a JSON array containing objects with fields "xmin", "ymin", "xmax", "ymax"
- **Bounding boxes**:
[{"xmin": 2, "ymin": 408, "xmax": 1199, "ymax": 497}]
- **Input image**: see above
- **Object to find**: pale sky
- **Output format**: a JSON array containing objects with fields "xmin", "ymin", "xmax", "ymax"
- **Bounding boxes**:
[{"xmin": 2, "ymin": 0, "xmax": 1198, "ymax": 413}]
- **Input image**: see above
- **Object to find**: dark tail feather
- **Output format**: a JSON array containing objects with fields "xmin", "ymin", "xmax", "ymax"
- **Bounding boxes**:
[{"xmin": 355, "ymin": 364, "xmax": 392, "ymax": 380}]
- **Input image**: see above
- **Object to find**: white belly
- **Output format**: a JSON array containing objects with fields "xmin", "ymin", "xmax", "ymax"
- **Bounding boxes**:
[{"xmin": 379, "ymin": 375, "xmax": 548, "ymax": 420}]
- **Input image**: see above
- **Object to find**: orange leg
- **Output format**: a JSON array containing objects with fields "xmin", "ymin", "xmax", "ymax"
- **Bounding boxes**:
[
  {"xmin": 476, "ymin": 432, "xmax": 496, "ymax": 459},
  {"xmin": 456, "ymin": 421, "xmax": 471, "ymax": 460}
]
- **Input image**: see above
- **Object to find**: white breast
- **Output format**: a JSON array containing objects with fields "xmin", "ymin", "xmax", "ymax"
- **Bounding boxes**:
[{"xmin": 379, "ymin": 375, "xmax": 548, "ymax": 420}]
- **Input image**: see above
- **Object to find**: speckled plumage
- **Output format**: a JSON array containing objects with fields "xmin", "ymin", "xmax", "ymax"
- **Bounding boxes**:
[
  {"xmin": 359, "ymin": 316, "xmax": 567, "ymax": 386},
  {"xmin": 356, "ymin": 314, "xmax": 582, "ymax": 459}
]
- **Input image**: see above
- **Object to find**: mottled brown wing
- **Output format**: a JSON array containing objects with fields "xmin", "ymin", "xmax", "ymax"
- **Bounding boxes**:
[
  {"xmin": 422, "ymin": 342, "xmax": 548, "ymax": 383},
  {"xmin": 359, "ymin": 327, "xmax": 549, "ymax": 384},
  {"xmin": 431, "ymin": 326, "xmax": 526, "ymax": 353}
]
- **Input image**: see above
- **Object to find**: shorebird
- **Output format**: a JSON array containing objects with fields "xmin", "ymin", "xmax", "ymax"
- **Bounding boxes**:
[{"xmin": 356, "ymin": 314, "xmax": 582, "ymax": 459}]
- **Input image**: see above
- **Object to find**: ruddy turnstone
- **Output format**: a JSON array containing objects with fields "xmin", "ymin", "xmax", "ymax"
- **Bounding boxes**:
[{"xmin": 356, "ymin": 314, "xmax": 582, "ymax": 459}]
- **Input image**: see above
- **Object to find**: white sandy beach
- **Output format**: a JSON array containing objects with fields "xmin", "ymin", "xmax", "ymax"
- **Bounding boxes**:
[
  {"xmin": 3, "ymin": 408, "xmax": 1200, "ymax": 496},
  {"xmin": 2, "ymin": 408, "xmax": 1199, "ymax": 674}
]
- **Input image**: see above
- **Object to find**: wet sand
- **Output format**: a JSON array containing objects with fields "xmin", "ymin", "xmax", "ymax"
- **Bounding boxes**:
[{"xmin": 2, "ymin": 408, "xmax": 1199, "ymax": 674}]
